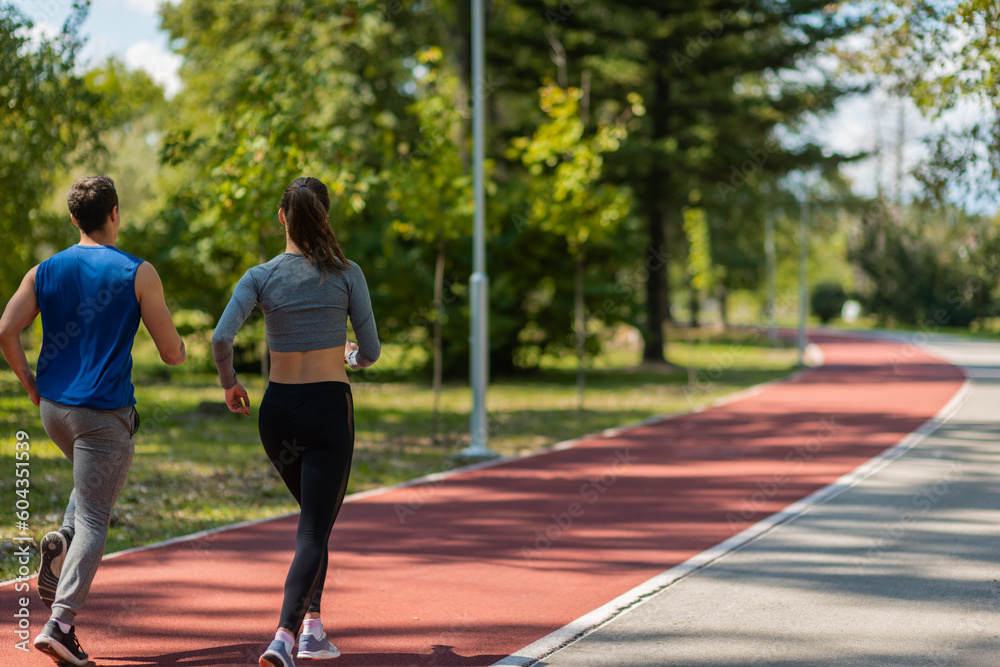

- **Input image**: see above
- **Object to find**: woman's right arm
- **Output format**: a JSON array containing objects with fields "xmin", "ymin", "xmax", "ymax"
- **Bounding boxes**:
[{"xmin": 212, "ymin": 271, "xmax": 259, "ymax": 405}]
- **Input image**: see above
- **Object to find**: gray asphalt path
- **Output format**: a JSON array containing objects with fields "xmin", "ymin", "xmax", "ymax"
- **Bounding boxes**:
[{"xmin": 538, "ymin": 336, "xmax": 1000, "ymax": 667}]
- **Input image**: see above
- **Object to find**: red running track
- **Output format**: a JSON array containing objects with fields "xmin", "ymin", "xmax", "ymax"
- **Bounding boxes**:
[{"xmin": 1, "ymin": 334, "xmax": 964, "ymax": 666}]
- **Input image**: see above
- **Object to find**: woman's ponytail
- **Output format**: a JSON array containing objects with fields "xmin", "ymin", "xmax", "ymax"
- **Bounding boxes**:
[{"xmin": 280, "ymin": 177, "xmax": 348, "ymax": 277}]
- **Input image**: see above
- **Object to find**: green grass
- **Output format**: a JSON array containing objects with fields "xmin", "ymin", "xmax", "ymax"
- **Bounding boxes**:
[
  {"xmin": 0, "ymin": 327, "xmax": 798, "ymax": 581},
  {"xmin": 825, "ymin": 317, "xmax": 1000, "ymax": 341}
]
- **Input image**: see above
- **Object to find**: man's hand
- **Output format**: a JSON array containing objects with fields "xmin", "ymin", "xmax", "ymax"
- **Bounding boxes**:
[
  {"xmin": 163, "ymin": 341, "xmax": 187, "ymax": 366},
  {"xmin": 225, "ymin": 381, "xmax": 251, "ymax": 416},
  {"xmin": 25, "ymin": 375, "xmax": 40, "ymax": 407}
]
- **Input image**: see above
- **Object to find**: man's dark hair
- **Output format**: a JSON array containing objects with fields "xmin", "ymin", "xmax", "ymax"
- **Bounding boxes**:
[{"xmin": 67, "ymin": 175, "xmax": 118, "ymax": 235}]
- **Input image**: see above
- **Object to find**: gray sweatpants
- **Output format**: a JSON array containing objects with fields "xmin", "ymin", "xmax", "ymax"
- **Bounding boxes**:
[{"xmin": 39, "ymin": 398, "xmax": 137, "ymax": 625}]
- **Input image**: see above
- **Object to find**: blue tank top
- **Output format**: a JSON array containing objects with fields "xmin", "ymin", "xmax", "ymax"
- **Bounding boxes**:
[{"xmin": 34, "ymin": 245, "xmax": 144, "ymax": 409}]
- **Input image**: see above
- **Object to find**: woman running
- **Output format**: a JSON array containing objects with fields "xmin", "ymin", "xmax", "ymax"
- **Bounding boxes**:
[{"xmin": 212, "ymin": 177, "xmax": 380, "ymax": 667}]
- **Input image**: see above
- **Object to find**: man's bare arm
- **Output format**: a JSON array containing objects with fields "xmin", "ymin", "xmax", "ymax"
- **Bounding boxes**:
[
  {"xmin": 135, "ymin": 262, "xmax": 186, "ymax": 366},
  {"xmin": 0, "ymin": 267, "xmax": 41, "ymax": 405}
]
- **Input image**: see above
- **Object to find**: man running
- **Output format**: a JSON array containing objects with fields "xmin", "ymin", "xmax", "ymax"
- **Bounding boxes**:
[{"xmin": 0, "ymin": 175, "xmax": 187, "ymax": 666}]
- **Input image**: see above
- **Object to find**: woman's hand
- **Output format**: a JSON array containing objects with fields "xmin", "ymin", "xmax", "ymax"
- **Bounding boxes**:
[
  {"xmin": 225, "ymin": 381, "xmax": 251, "ymax": 416},
  {"xmin": 344, "ymin": 341, "xmax": 359, "ymax": 366}
]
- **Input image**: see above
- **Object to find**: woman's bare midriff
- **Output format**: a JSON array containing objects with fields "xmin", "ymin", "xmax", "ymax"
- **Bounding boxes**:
[{"xmin": 268, "ymin": 346, "xmax": 349, "ymax": 384}]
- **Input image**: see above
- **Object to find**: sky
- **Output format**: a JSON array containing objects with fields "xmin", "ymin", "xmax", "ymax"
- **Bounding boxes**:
[
  {"xmin": 9, "ymin": 0, "xmax": 995, "ymax": 214},
  {"xmin": 12, "ymin": 0, "xmax": 182, "ymax": 97}
]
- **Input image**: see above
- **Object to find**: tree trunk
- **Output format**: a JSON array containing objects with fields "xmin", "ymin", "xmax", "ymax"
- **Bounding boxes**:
[
  {"xmin": 642, "ymin": 52, "xmax": 670, "ymax": 364},
  {"xmin": 661, "ymin": 203, "xmax": 674, "ymax": 326},
  {"xmin": 718, "ymin": 285, "xmax": 729, "ymax": 329},
  {"xmin": 662, "ymin": 269, "xmax": 674, "ymax": 325},
  {"xmin": 575, "ymin": 247, "xmax": 586, "ymax": 412},
  {"xmin": 688, "ymin": 281, "xmax": 700, "ymax": 329},
  {"xmin": 431, "ymin": 238, "xmax": 446, "ymax": 445},
  {"xmin": 642, "ymin": 188, "xmax": 667, "ymax": 363}
]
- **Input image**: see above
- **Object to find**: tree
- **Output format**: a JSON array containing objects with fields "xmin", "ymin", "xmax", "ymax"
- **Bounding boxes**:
[
  {"xmin": 158, "ymin": 0, "xmax": 389, "ymax": 275},
  {"xmin": 153, "ymin": 0, "xmax": 642, "ymax": 383},
  {"xmin": 84, "ymin": 57, "xmax": 169, "ymax": 231},
  {"xmin": 149, "ymin": 0, "xmax": 862, "ymax": 382},
  {"xmin": 849, "ymin": 202, "xmax": 1000, "ymax": 328},
  {"xmin": 810, "ymin": 281, "xmax": 846, "ymax": 324},
  {"xmin": 157, "ymin": 0, "xmax": 413, "ymax": 375},
  {"xmin": 490, "ymin": 0, "xmax": 863, "ymax": 362},
  {"xmin": 385, "ymin": 46, "xmax": 473, "ymax": 441},
  {"xmin": 682, "ymin": 205, "xmax": 713, "ymax": 328},
  {"xmin": 509, "ymin": 81, "xmax": 637, "ymax": 406},
  {"xmin": 0, "ymin": 1, "xmax": 101, "ymax": 299},
  {"xmin": 850, "ymin": 1, "xmax": 1000, "ymax": 207}
]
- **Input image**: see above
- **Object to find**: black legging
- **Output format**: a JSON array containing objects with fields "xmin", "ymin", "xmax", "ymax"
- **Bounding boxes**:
[{"xmin": 258, "ymin": 380, "xmax": 354, "ymax": 634}]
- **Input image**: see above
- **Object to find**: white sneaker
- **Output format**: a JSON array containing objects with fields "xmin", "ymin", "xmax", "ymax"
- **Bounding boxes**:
[
  {"xmin": 38, "ymin": 530, "xmax": 70, "ymax": 608},
  {"xmin": 296, "ymin": 631, "xmax": 340, "ymax": 660},
  {"xmin": 260, "ymin": 638, "xmax": 296, "ymax": 667}
]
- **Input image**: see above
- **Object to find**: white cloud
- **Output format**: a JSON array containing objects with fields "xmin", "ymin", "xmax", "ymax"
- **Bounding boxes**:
[
  {"xmin": 25, "ymin": 1, "xmax": 67, "ymax": 26},
  {"xmin": 121, "ymin": 0, "xmax": 164, "ymax": 15},
  {"xmin": 25, "ymin": 20, "xmax": 61, "ymax": 43},
  {"xmin": 99, "ymin": 0, "xmax": 178, "ymax": 16},
  {"xmin": 124, "ymin": 39, "xmax": 182, "ymax": 98}
]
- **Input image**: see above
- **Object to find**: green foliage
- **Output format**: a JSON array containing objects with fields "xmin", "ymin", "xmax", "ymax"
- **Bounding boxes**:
[
  {"xmin": 505, "ymin": 82, "xmax": 639, "ymax": 363},
  {"xmin": 509, "ymin": 83, "xmax": 636, "ymax": 253},
  {"xmin": 810, "ymin": 281, "xmax": 847, "ymax": 324},
  {"xmin": 682, "ymin": 206, "xmax": 713, "ymax": 292},
  {"xmin": 387, "ymin": 46, "xmax": 473, "ymax": 247},
  {"xmin": 155, "ymin": 0, "xmax": 397, "ymax": 314},
  {"xmin": 84, "ymin": 57, "xmax": 165, "ymax": 133},
  {"xmin": 849, "ymin": 204, "xmax": 1000, "ymax": 328},
  {"xmin": 0, "ymin": 1, "xmax": 102, "ymax": 298},
  {"xmin": 853, "ymin": 1, "xmax": 1000, "ymax": 204},
  {"xmin": 860, "ymin": 0, "xmax": 999, "ymax": 108},
  {"xmin": 0, "ymin": 0, "xmax": 870, "ymax": 379},
  {"xmin": 490, "ymin": 0, "xmax": 863, "ymax": 359}
]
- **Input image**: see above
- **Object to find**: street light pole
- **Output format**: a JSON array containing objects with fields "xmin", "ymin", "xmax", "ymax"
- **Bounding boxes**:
[
  {"xmin": 459, "ymin": 0, "xmax": 497, "ymax": 460},
  {"xmin": 765, "ymin": 211, "xmax": 777, "ymax": 345},
  {"xmin": 798, "ymin": 191, "xmax": 809, "ymax": 366}
]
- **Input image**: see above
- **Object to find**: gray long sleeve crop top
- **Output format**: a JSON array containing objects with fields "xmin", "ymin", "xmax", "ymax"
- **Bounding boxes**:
[{"xmin": 211, "ymin": 253, "xmax": 380, "ymax": 388}]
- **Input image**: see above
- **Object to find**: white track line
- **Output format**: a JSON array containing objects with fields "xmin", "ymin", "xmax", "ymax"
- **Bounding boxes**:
[{"xmin": 492, "ymin": 350, "xmax": 973, "ymax": 667}]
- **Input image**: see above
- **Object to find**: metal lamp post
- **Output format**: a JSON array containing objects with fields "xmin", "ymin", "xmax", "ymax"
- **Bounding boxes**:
[
  {"xmin": 457, "ymin": 0, "xmax": 497, "ymax": 460},
  {"xmin": 798, "ymin": 189, "xmax": 809, "ymax": 366}
]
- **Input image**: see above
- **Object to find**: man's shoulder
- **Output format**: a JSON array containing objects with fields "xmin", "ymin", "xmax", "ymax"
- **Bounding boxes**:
[
  {"xmin": 103, "ymin": 245, "xmax": 145, "ymax": 266},
  {"xmin": 43, "ymin": 244, "xmax": 145, "ymax": 266},
  {"xmin": 38, "ymin": 245, "xmax": 77, "ymax": 266}
]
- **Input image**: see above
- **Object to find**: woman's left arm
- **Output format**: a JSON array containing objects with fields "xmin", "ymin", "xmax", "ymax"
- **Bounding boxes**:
[{"xmin": 346, "ymin": 264, "xmax": 380, "ymax": 369}]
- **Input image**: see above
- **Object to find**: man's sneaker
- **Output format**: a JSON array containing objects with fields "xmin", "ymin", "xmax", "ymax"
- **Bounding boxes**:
[
  {"xmin": 34, "ymin": 619, "xmax": 89, "ymax": 666},
  {"xmin": 260, "ymin": 639, "xmax": 295, "ymax": 667},
  {"xmin": 297, "ymin": 631, "xmax": 340, "ymax": 660},
  {"xmin": 38, "ymin": 530, "xmax": 70, "ymax": 608}
]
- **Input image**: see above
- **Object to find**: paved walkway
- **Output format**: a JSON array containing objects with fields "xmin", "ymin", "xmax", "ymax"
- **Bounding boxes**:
[
  {"xmin": 0, "ymin": 334, "xmax": 967, "ymax": 666},
  {"xmin": 537, "ymin": 335, "xmax": 1000, "ymax": 667}
]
